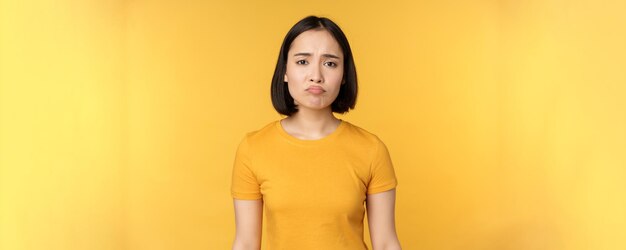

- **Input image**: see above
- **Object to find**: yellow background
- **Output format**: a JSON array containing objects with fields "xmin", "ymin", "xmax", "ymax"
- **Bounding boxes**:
[{"xmin": 1, "ymin": 0, "xmax": 625, "ymax": 249}]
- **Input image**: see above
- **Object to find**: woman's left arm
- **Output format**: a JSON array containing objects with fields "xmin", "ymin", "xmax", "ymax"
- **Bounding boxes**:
[{"xmin": 366, "ymin": 188, "xmax": 402, "ymax": 250}]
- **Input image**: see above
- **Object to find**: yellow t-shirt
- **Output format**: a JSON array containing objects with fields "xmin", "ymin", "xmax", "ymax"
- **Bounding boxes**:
[{"xmin": 231, "ymin": 119, "xmax": 398, "ymax": 249}]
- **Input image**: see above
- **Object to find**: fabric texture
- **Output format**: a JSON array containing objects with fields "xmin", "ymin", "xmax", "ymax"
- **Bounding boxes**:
[{"xmin": 231, "ymin": 119, "xmax": 398, "ymax": 250}]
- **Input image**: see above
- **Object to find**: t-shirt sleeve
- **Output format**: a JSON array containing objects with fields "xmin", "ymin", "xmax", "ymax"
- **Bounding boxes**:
[
  {"xmin": 367, "ymin": 138, "xmax": 398, "ymax": 194},
  {"xmin": 230, "ymin": 135, "xmax": 263, "ymax": 200}
]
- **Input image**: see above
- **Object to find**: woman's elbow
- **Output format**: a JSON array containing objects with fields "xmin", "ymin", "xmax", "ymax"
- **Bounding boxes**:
[
  {"xmin": 232, "ymin": 238, "xmax": 261, "ymax": 250},
  {"xmin": 373, "ymin": 240, "xmax": 402, "ymax": 250},
  {"xmin": 233, "ymin": 240, "xmax": 261, "ymax": 250}
]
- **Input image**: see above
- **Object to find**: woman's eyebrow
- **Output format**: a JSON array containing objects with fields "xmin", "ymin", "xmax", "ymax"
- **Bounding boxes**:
[
  {"xmin": 293, "ymin": 52, "xmax": 341, "ymax": 59},
  {"xmin": 322, "ymin": 53, "xmax": 341, "ymax": 59}
]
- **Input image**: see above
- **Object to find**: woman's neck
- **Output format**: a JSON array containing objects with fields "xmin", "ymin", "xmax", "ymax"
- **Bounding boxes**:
[{"xmin": 281, "ymin": 108, "xmax": 341, "ymax": 140}]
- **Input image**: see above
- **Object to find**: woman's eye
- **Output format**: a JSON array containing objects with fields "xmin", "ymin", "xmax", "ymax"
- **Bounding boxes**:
[
  {"xmin": 324, "ymin": 62, "xmax": 337, "ymax": 67},
  {"xmin": 296, "ymin": 60, "xmax": 308, "ymax": 65}
]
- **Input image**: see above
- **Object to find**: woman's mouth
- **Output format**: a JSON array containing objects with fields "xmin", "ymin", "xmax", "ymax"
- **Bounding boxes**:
[{"xmin": 306, "ymin": 86, "xmax": 325, "ymax": 94}]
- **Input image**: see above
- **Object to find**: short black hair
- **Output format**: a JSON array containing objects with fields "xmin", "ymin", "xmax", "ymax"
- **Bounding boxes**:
[{"xmin": 271, "ymin": 15, "xmax": 358, "ymax": 116}]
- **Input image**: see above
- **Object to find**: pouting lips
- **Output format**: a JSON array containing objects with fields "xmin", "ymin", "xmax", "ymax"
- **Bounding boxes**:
[{"xmin": 306, "ymin": 86, "xmax": 325, "ymax": 94}]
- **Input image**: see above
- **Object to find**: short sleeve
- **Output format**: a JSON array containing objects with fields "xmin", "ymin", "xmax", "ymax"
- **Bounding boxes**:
[
  {"xmin": 230, "ymin": 135, "xmax": 262, "ymax": 200},
  {"xmin": 367, "ymin": 138, "xmax": 398, "ymax": 194}
]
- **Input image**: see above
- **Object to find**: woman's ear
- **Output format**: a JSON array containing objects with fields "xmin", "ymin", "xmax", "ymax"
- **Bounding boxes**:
[{"xmin": 284, "ymin": 74, "xmax": 288, "ymax": 83}]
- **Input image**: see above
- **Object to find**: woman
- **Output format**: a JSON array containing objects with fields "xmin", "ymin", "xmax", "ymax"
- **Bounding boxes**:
[{"xmin": 231, "ymin": 15, "xmax": 401, "ymax": 250}]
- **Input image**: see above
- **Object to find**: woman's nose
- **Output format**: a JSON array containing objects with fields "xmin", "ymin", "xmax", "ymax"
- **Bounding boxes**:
[
  {"xmin": 309, "ymin": 65, "xmax": 323, "ymax": 83},
  {"xmin": 309, "ymin": 77, "xmax": 322, "ymax": 83}
]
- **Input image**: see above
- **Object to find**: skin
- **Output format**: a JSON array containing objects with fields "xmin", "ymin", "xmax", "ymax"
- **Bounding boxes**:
[{"xmin": 233, "ymin": 28, "xmax": 401, "ymax": 250}]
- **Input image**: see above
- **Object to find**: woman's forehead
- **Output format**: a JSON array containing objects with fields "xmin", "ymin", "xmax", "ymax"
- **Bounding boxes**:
[{"xmin": 289, "ymin": 29, "xmax": 343, "ymax": 56}]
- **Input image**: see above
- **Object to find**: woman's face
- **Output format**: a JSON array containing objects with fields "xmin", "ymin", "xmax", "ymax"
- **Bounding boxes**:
[{"xmin": 284, "ymin": 29, "xmax": 344, "ymax": 112}]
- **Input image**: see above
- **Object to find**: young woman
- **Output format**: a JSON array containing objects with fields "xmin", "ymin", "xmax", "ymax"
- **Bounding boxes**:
[{"xmin": 231, "ymin": 16, "xmax": 401, "ymax": 250}]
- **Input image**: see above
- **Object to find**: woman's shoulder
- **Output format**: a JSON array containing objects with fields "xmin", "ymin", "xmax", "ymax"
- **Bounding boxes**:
[
  {"xmin": 239, "ymin": 120, "xmax": 280, "ymax": 143},
  {"xmin": 341, "ymin": 120, "xmax": 385, "ymax": 145}
]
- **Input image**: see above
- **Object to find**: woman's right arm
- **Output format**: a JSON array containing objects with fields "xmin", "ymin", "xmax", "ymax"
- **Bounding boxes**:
[{"xmin": 232, "ymin": 198, "xmax": 263, "ymax": 250}]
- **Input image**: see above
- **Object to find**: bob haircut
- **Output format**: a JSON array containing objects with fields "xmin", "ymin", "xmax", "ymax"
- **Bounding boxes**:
[{"xmin": 271, "ymin": 15, "xmax": 358, "ymax": 116}]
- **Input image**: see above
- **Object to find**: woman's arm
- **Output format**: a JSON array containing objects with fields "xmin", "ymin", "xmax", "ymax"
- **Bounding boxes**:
[
  {"xmin": 366, "ymin": 188, "xmax": 402, "ymax": 250},
  {"xmin": 232, "ymin": 199, "xmax": 263, "ymax": 250}
]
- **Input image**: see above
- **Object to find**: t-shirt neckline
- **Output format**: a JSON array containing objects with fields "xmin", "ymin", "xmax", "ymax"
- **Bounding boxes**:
[{"xmin": 276, "ymin": 119, "xmax": 346, "ymax": 146}]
